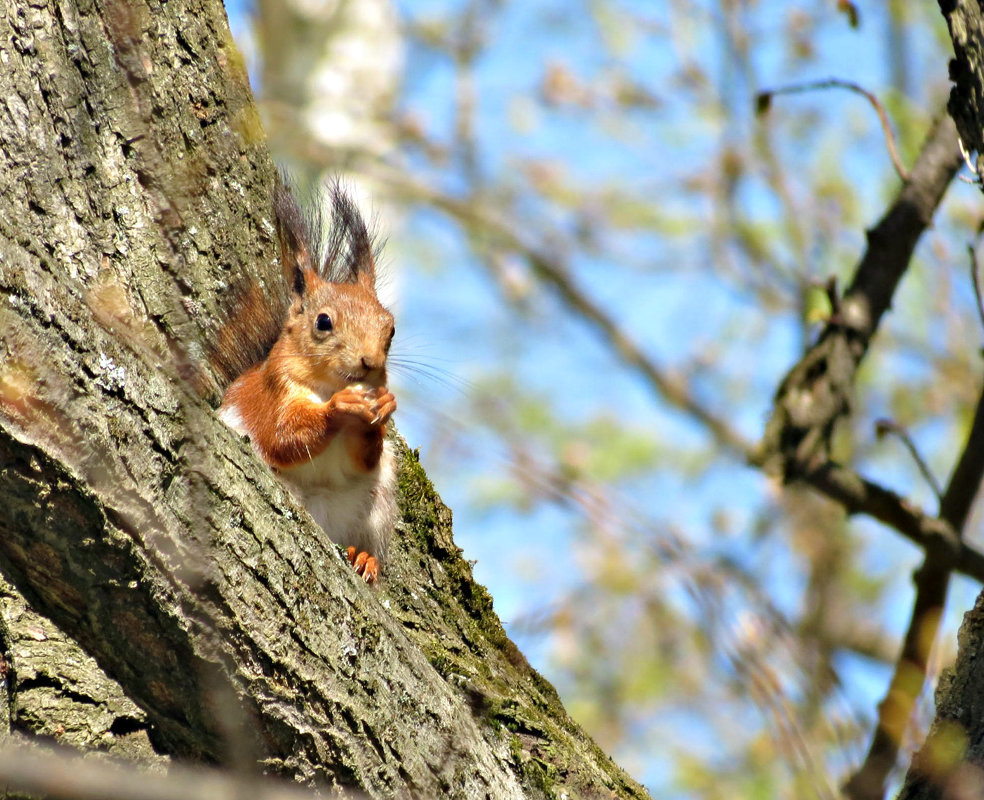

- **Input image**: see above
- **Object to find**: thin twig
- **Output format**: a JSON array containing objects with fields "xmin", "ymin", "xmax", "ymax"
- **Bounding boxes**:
[
  {"xmin": 958, "ymin": 134, "xmax": 979, "ymax": 180},
  {"xmin": 874, "ymin": 418, "xmax": 944, "ymax": 501},
  {"xmin": 957, "ymin": 133, "xmax": 979, "ymax": 184},
  {"xmin": 969, "ymin": 243, "xmax": 984, "ymax": 333},
  {"xmin": 757, "ymin": 78, "xmax": 910, "ymax": 181},
  {"xmin": 0, "ymin": 740, "xmax": 339, "ymax": 800}
]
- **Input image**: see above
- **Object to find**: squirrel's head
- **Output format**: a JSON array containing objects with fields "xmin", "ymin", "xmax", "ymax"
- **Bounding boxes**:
[
  {"xmin": 283, "ymin": 270, "xmax": 394, "ymax": 393},
  {"xmin": 273, "ymin": 182, "xmax": 394, "ymax": 394}
]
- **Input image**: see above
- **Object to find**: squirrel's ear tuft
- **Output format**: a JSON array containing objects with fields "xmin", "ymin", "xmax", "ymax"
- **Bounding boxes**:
[
  {"xmin": 274, "ymin": 177, "xmax": 315, "ymax": 291},
  {"xmin": 322, "ymin": 182, "xmax": 379, "ymax": 285}
]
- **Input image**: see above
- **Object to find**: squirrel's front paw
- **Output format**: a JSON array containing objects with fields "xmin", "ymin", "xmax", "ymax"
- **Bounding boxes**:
[
  {"xmin": 327, "ymin": 387, "xmax": 378, "ymax": 426},
  {"xmin": 367, "ymin": 388, "xmax": 396, "ymax": 426},
  {"xmin": 329, "ymin": 385, "xmax": 396, "ymax": 428},
  {"xmin": 346, "ymin": 545, "xmax": 380, "ymax": 583}
]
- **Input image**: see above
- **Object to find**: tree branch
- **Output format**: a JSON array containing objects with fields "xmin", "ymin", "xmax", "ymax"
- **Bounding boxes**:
[
  {"xmin": 755, "ymin": 114, "xmax": 962, "ymax": 476},
  {"xmin": 845, "ymin": 386, "xmax": 984, "ymax": 800},
  {"xmin": 790, "ymin": 460, "xmax": 984, "ymax": 581},
  {"xmin": 0, "ymin": 740, "xmax": 324, "ymax": 800},
  {"xmin": 939, "ymin": 0, "xmax": 984, "ymax": 174},
  {"xmin": 939, "ymin": 384, "xmax": 984, "ymax": 533}
]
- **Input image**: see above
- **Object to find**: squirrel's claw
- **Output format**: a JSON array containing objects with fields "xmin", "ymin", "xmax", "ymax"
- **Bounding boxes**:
[
  {"xmin": 370, "ymin": 390, "xmax": 397, "ymax": 427},
  {"xmin": 361, "ymin": 556, "xmax": 380, "ymax": 583},
  {"xmin": 346, "ymin": 546, "xmax": 380, "ymax": 583}
]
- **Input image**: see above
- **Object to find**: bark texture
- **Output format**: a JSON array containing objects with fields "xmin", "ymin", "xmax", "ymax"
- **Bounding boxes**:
[
  {"xmin": 0, "ymin": 573, "xmax": 160, "ymax": 761},
  {"xmin": 896, "ymin": 592, "xmax": 984, "ymax": 800},
  {"xmin": 939, "ymin": 0, "xmax": 984, "ymax": 172},
  {"xmin": 0, "ymin": 1, "xmax": 647, "ymax": 798}
]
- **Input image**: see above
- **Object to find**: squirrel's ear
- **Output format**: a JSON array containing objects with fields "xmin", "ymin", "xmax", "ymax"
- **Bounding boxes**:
[
  {"xmin": 292, "ymin": 267, "xmax": 321, "ymax": 300},
  {"xmin": 356, "ymin": 260, "xmax": 377, "ymax": 290}
]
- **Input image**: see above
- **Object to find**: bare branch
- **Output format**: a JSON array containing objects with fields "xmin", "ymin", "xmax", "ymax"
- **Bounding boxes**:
[
  {"xmin": 791, "ymin": 460, "xmax": 984, "ymax": 582},
  {"xmin": 843, "ymin": 561, "xmax": 949, "ymax": 800},
  {"xmin": 938, "ymin": 382, "xmax": 984, "ymax": 535},
  {"xmin": 874, "ymin": 419, "xmax": 944, "ymax": 501},
  {"xmin": 0, "ymin": 741, "xmax": 327, "ymax": 800},
  {"xmin": 969, "ymin": 243, "xmax": 984, "ymax": 335},
  {"xmin": 756, "ymin": 78, "xmax": 910, "ymax": 181},
  {"xmin": 757, "ymin": 113, "xmax": 962, "ymax": 477}
]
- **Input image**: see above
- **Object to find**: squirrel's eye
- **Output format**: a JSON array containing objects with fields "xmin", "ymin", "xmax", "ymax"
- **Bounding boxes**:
[{"xmin": 315, "ymin": 313, "xmax": 333, "ymax": 332}]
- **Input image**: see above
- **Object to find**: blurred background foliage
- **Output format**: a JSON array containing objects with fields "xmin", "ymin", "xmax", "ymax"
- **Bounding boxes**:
[{"xmin": 226, "ymin": 1, "xmax": 983, "ymax": 796}]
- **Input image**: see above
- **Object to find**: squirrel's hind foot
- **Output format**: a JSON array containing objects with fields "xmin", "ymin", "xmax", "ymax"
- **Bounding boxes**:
[{"xmin": 346, "ymin": 545, "xmax": 380, "ymax": 583}]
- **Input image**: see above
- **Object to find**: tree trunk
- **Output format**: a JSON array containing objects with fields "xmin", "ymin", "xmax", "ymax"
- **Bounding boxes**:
[
  {"xmin": 894, "ymin": 3, "xmax": 984, "ymax": 799},
  {"xmin": 0, "ymin": 1, "xmax": 647, "ymax": 797}
]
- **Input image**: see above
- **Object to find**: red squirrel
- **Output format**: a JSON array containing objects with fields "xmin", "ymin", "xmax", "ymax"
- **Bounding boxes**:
[{"xmin": 218, "ymin": 182, "xmax": 397, "ymax": 583}]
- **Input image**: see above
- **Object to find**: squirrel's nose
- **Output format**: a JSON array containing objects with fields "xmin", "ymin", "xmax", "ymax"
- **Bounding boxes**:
[{"xmin": 361, "ymin": 355, "xmax": 383, "ymax": 372}]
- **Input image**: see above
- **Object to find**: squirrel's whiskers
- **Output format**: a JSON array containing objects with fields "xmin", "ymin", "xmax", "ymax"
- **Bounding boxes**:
[{"xmin": 386, "ymin": 353, "xmax": 471, "ymax": 396}]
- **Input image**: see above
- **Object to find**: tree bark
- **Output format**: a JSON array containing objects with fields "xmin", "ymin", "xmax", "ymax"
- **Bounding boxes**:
[
  {"xmin": 939, "ymin": 0, "xmax": 984, "ymax": 173},
  {"xmin": 897, "ymin": 593, "xmax": 984, "ymax": 800},
  {"xmin": 0, "ymin": 572, "xmax": 161, "ymax": 762},
  {"xmin": 0, "ymin": 1, "xmax": 647, "ymax": 797}
]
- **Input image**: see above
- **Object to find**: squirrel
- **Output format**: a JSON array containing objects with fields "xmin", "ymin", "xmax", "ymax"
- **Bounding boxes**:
[{"xmin": 217, "ymin": 181, "xmax": 398, "ymax": 583}]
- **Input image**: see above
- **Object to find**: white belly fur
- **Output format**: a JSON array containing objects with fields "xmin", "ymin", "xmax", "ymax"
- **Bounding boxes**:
[
  {"xmin": 219, "ymin": 404, "xmax": 397, "ymax": 560},
  {"xmin": 280, "ymin": 436, "xmax": 397, "ymax": 559}
]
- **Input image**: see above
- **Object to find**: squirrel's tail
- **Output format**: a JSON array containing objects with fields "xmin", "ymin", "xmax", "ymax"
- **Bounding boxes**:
[{"xmin": 206, "ymin": 175, "xmax": 295, "ymax": 391}]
